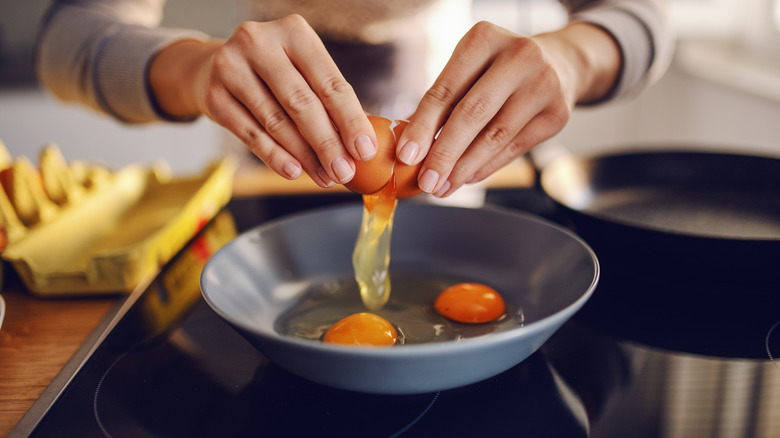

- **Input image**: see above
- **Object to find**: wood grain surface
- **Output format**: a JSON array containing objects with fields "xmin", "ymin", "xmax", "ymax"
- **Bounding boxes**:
[{"xmin": 0, "ymin": 277, "xmax": 118, "ymax": 436}]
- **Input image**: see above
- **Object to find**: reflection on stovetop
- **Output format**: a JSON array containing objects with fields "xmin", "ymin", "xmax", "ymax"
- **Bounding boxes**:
[
  {"xmin": 19, "ymin": 189, "xmax": 780, "ymax": 438},
  {"xmin": 551, "ymin": 261, "xmax": 780, "ymax": 438},
  {"xmin": 86, "ymin": 302, "xmax": 589, "ymax": 438}
]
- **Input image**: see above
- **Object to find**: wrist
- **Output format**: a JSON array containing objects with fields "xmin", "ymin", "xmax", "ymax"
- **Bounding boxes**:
[
  {"xmin": 534, "ymin": 22, "xmax": 622, "ymax": 105},
  {"xmin": 148, "ymin": 38, "xmax": 223, "ymax": 119}
]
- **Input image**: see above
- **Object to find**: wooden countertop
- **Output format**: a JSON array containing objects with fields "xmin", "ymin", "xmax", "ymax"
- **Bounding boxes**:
[{"xmin": 0, "ymin": 274, "xmax": 119, "ymax": 436}]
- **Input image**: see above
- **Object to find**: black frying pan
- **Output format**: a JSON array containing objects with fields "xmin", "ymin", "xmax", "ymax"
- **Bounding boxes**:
[{"xmin": 537, "ymin": 149, "xmax": 780, "ymax": 290}]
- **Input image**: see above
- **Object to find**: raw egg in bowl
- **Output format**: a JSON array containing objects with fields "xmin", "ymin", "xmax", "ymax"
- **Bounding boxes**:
[{"xmin": 201, "ymin": 203, "xmax": 599, "ymax": 394}]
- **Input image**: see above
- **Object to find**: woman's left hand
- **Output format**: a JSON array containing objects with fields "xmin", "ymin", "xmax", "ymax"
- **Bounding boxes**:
[{"xmin": 396, "ymin": 21, "xmax": 621, "ymax": 197}]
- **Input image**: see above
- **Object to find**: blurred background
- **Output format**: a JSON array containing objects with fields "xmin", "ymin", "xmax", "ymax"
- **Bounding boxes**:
[{"xmin": 1, "ymin": 0, "xmax": 779, "ymax": 175}]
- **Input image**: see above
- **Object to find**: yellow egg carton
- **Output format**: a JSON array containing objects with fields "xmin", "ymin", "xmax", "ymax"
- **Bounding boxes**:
[{"xmin": 0, "ymin": 140, "xmax": 235, "ymax": 296}]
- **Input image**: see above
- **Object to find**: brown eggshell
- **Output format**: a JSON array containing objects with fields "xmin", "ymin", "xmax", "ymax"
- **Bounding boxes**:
[
  {"xmin": 393, "ymin": 162, "xmax": 423, "ymax": 199},
  {"xmin": 344, "ymin": 115, "xmax": 395, "ymax": 195},
  {"xmin": 389, "ymin": 119, "xmax": 423, "ymax": 199}
]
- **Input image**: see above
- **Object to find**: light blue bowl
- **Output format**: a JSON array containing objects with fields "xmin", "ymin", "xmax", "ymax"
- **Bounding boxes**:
[{"xmin": 201, "ymin": 203, "xmax": 599, "ymax": 394}]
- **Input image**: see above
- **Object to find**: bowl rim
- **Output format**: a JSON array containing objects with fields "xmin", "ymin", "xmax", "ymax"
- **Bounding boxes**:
[{"xmin": 200, "ymin": 202, "xmax": 600, "ymax": 358}]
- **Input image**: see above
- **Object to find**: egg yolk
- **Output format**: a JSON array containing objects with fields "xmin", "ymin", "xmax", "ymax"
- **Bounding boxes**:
[
  {"xmin": 434, "ymin": 283, "xmax": 506, "ymax": 323},
  {"xmin": 323, "ymin": 312, "xmax": 398, "ymax": 346}
]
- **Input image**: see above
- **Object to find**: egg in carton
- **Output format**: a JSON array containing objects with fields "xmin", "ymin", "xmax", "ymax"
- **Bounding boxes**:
[
  {"xmin": 0, "ymin": 139, "xmax": 235, "ymax": 296},
  {"xmin": 0, "ymin": 141, "xmax": 115, "ymax": 251}
]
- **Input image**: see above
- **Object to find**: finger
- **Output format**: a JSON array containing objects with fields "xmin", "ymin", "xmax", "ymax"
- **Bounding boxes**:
[
  {"xmin": 396, "ymin": 22, "xmax": 507, "ymax": 168},
  {"xmin": 442, "ymin": 108, "xmax": 568, "ymax": 197},
  {"xmin": 395, "ymin": 61, "xmax": 477, "ymax": 168},
  {"xmin": 421, "ymin": 31, "xmax": 567, "ymax": 197},
  {"xmin": 416, "ymin": 59, "xmax": 523, "ymax": 195},
  {"xmin": 212, "ymin": 56, "xmax": 332, "ymax": 185},
  {"xmin": 205, "ymin": 83, "xmax": 335, "ymax": 188},
  {"xmin": 432, "ymin": 76, "xmax": 548, "ymax": 192},
  {"xmin": 284, "ymin": 24, "xmax": 377, "ymax": 162},
  {"xmin": 419, "ymin": 80, "xmax": 505, "ymax": 195},
  {"xmin": 213, "ymin": 25, "xmax": 338, "ymax": 186},
  {"xmin": 455, "ymin": 55, "xmax": 569, "ymax": 190},
  {"xmin": 246, "ymin": 17, "xmax": 359, "ymax": 183}
]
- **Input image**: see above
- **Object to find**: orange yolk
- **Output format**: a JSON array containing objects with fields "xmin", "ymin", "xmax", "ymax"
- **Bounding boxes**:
[
  {"xmin": 434, "ymin": 283, "xmax": 506, "ymax": 323},
  {"xmin": 323, "ymin": 313, "xmax": 398, "ymax": 346}
]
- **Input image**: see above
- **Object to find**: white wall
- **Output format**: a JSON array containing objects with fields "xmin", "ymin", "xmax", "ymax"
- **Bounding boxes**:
[
  {"xmin": 0, "ymin": 88, "xmax": 227, "ymax": 175},
  {"xmin": 556, "ymin": 60, "xmax": 780, "ymax": 159}
]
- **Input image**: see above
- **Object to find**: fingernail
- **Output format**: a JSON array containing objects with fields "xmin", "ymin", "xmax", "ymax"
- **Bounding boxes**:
[
  {"xmin": 397, "ymin": 141, "xmax": 419, "ymax": 165},
  {"xmin": 434, "ymin": 180, "xmax": 452, "ymax": 198},
  {"xmin": 332, "ymin": 157, "xmax": 354, "ymax": 183},
  {"xmin": 419, "ymin": 169, "xmax": 440, "ymax": 193},
  {"xmin": 465, "ymin": 174, "xmax": 476, "ymax": 184},
  {"xmin": 355, "ymin": 134, "xmax": 376, "ymax": 160},
  {"xmin": 282, "ymin": 161, "xmax": 302, "ymax": 179},
  {"xmin": 316, "ymin": 167, "xmax": 335, "ymax": 187}
]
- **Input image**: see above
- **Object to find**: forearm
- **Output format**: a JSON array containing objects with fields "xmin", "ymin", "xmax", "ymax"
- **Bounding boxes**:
[
  {"xmin": 561, "ymin": 0, "xmax": 675, "ymax": 102},
  {"xmin": 35, "ymin": 0, "xmax": 208, "ymax": 123}
]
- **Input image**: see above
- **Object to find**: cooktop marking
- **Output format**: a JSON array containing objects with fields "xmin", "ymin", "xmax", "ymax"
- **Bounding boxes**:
[{"xmin": 766, "ymin": 320, "xmax": 780, "ymax": 369}]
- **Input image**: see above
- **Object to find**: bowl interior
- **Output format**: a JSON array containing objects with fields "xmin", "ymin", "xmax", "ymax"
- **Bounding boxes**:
[{"xmin": 201, "ymin": 202, "xmax": 598, "ymax": 392}]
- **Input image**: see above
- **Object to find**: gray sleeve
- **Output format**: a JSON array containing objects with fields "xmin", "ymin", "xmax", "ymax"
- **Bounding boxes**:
[
  {"xmin": 561, "ymin": 0, "xmax": 675, "ymax": 102},
  {"xmin": 35, "ymin": 0, "xmax": 209, "ymax": 123}
]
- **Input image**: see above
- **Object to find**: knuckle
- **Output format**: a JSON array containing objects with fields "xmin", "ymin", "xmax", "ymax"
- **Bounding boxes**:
[
  {"xmin": 231, "ymin": 22, "xmax": 262, "ymax": 48},
  {"xmin": 209, "ymin": 47, "xmax": 235, "ymax": 76},
  {"xmin": 284, "ymin": 88, "xmax": 319, "ymax": 116},
  {"xmin": 471, "ymin": 20, "xmax": 499, "ymax": 37},
  {"xmin": 481, "ymin": 125, "xmax": 510, "ymax": 150},
  {"xmin": 506, "ymin": 138, "xmax": 529, "ymax": 156},
  {"xmin": 460, "ymin": 21, "xmax": 502, "ymax": 52},
  {"xmin": 203, "ymin": 86, "xmax": 221, "ymax": 114},
  {"xmin": 465, "ymin": 21, "xmax": 497, "ymax": 44},
  {"xmin": 539, "ymin": 103, "xmax": 571, "ymax": 133},
  {"xmin": 319, "ymin": 75, "xmax": 353, "ymax": 102},
  {"xmin": 242, "ymin": 128, "xmax": 280, "ymax": 167},
  {"xmin": 279, "ymin": 13, "xmax": 308, "ymax": 29},
  {"xmin": 343, "ymin": 114, "xmax": 365, "ymax": 129},
  {"xmin": 297, "ymin": 146, "xmax": 319, "ymax": 165},
  {"xmin": 479, "ymin": 159, "xmax": 500, "ymax": 177},
  {"xmin": 241, "ymin": 127, "xmax": 263, "ymax": 149},
  {"xmin": 406, "ymin": 117, "xmax": 437, "ymax": 137},
  {"xmin": 277, "ymin": 14, "xmax": 315, "ymax": 40},
  {"xmin": 259, "ymin": 107, "xmax": 289, "ymax": 134},
  {"xmin": 497, "ymin": 37, "xmax": 544, "ymax": 74},
  {"xmin": 314, "ymin": 135, "xmax": 343, "ymax": 154},
  {"xmin": 538, "ymin": 63, "xmax": 562, "ymax": 91},
  {"xmin": 506, "ymin": 36, "xmax": 538, "ymax": 60},
  {"xmin": 456, "ymin": 95, "xmax": 491, "ymax": 124},
  {"xmin": 264, "ymin": 148, "xmax": 285, "ymax": 168},
  {"xmin": 450, "ymin": 159, "xmax": 470, "ymax": 179},
  {"xmin": 423, "ymin": 83, "xmax": 457, "ymax": 110},
  {"xmin": 550, "ymin": 106, "xmax": 570, "ymax": 127},
  {"xmin": 427, "ymin": 143, "xmax": 458, "ymax": 164}
]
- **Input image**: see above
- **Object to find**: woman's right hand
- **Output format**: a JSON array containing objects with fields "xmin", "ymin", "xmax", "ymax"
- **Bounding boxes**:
[{"xmin": 149, "ymin": 15, "xmax": 378, "ymax": 188}]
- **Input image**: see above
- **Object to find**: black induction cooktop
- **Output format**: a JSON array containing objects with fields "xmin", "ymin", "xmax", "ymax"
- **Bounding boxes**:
[{"xmin": 12, "ymin": 189, "xmax": 780, "ymax": 438}]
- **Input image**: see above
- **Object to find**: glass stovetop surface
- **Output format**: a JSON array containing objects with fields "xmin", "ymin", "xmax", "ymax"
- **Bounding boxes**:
[{"xmin": 16, "ymin": 190, "xmax": 780, "ymax": 438}]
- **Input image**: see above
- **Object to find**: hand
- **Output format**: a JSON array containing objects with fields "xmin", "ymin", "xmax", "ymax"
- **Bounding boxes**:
[
  {"xmin": 396, "ymin": 21, "xmax": 621, "ymax": 197},
  {"xmin": 149, "ymin": 15, "xmax": 378, "ymax": 188}
]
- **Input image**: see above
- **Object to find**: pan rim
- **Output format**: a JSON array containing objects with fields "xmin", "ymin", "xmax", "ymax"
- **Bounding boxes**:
[{"xmin": 540, "ymin": 148, "xmax": 780, "ymax": 242}]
